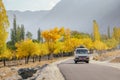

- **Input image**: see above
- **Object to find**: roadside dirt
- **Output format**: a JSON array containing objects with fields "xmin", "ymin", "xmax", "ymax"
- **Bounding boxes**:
[{"xmin": 0, "ymin": 57, "xmax": 69, "ymax": 80}]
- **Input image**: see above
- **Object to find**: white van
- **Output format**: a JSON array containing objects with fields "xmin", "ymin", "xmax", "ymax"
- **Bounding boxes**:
[{"xmin": 74, "ymin": 47, "xmax": 89, "ymax": 64}]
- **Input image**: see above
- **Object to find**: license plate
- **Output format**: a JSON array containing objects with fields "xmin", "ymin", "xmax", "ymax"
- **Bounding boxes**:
[{"xmin": 79, "ymin": 58, "xmax": 85, "ymax": 60}]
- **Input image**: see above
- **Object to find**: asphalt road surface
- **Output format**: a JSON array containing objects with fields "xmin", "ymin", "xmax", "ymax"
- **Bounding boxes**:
[{"xmin": 58, "ymin": 59, "xmax": 120, "ymax": 80}]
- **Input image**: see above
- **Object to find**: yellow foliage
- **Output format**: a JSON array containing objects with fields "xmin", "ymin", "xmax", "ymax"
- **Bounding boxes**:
[
  {"xmin": 112, "ymin": 27, "xmax": 120, "ymax": 42},
  {"xmin": 82, "ymin": 38, "xmax": 93, "ymax": 49},
  {"xmin": 64, "ymin": 38, "xmax": 82, "ymax": 52},
  {"xmin": 105, "ymin": 38, "xmax": 118, "ymax": 49},
  {"xmin": 42, "ymin": 27, "xmax": 65, "ymax": 42},
  {"xmin": 64, "ymin": 28, "xmax": 71, "ymax": 40},
  {"xmin": 39, "ymin": 43, "xmax": 49, "ymax": 56},
  {"xmin": 0, "ymin": 0, "xmax": 9, "ymax": 55},
  {"xmin": 15, "ymin": 39, "xmax": 40, "ymax": 58},
  {"xmin": 94, "ymin": 40, "xmax": 108, "ymax": 50},
  {"xmin": 93, "ymin": 20, "xmax": 101, "ymax": 41},
  {"xmin": 0, "ymin": 49, "xmax": 13, "ymax": 60},
  {"xmin": 54, "ymin": 42, "xmax": 64, "ymax": 54}
]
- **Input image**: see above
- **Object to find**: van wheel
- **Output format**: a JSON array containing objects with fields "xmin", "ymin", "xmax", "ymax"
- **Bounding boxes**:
[
  {"xmin": 86, "ymin": 61, "xmax": 89, "ymax": 63},
  {"xmin": 75, "ymin": 61, "xmax": 77, "ymax": 64}
]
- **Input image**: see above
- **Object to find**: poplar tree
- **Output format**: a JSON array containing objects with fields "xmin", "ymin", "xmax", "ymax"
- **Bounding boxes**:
[
  {"xmin": 13, "ymin": 15, "xmax": 17, "ymax": 42},
  {"xmin": 93, "ymin": 20, "xmax": 101, "ymax": 41},
  {"xmin": 112, "ymin": 27, "xmax": 120, "ymax": 43},
  {"xmin": 11, "ymin": 15, "xmax": 17, "ymax": 44},
  {"xmin": 0, "ymin": 0, "xmax": 9, "ymax": 66},
  {"xmin": 21, "ymin": 24, "xmax": 25, "ymax": 40},
  {"xmin": 108, "ymin": 26, "xmax": 111, "ymax": 39},
  {"xmin": 37, "ymin": 28, "xmax": 43, "ymax": 43},
  {"xmin": 26, "ymin": 31, "xmax": 32, "ymax": 39},
  {"xmin": 11, "ymin": 17, "xmax": 25, "ymax": 45}
]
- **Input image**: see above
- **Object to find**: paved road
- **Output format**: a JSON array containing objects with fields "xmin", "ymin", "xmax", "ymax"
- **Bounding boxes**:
[{"xmin": 58, "ymin": 59, "xmax": 120, "ymax": 80}]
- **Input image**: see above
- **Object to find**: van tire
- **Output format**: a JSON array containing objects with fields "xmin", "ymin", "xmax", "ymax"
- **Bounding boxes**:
[
  {"xmin": 75, "ymin": 61, "xmax": 77, "ymax": 64},
  {"xmin": 86, "ymin": 61, "xmax": 89, "ymax": 63}
]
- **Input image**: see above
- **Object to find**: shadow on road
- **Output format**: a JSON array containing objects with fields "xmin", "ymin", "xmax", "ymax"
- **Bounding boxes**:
[{"xmin": 60, "ymin": 62, "xmax": 89, "ymax": 64}]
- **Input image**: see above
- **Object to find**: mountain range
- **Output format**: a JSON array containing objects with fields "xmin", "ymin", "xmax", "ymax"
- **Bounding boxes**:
[{"xmin": 7, "ymin": 0, "xmax": 120, "ymax": 39}]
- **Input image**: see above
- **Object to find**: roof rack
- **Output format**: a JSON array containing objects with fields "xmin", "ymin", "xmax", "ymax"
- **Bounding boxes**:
[{"xmin": 77, "ymin": 45, "xmax": 85, "ymax": 48}]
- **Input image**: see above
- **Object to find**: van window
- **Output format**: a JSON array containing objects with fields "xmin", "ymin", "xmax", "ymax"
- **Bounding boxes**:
[{"xmin": 76, "ymin": 49, "xmax": 88, "ymax": 54}]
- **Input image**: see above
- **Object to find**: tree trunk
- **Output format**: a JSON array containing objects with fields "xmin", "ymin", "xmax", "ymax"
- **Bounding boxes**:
[
  {"xmin": 26, "ymin": 55, "xmax": 30, "ymax": 64},
  {"xmin": 61, "ymin": 52, "xmax": 63, "ymax": 57},
  {"xmin": 48, "ymin": 54, "xmax": 50, "ymax": 60},
  {"xmin": 3, "ymin": 58, "xmax": 6, "ymax": 66},
  {"xmin": 25, "ymin": 56, "xmax": 27, "ymax": 64},
  {"xmin": 33, "ymin": 56, "xmax": 35, "ymax": 63},
  {"xmin": 39, "ymin": 56, "xmax": 41, "ymax": 62},
  {"xmin": 34, "ymin": 56, "xmax": 37, "ymax": 62},
  {"xmin": 50, "ymin": 53, "xmax": 54, "ymax": 60}
]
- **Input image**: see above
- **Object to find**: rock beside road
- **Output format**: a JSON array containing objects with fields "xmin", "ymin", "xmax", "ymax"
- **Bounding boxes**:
[
  {"xmin": 18, "ymin": 68, "xmax": 37, "ymax": 79},
  {"xmin": 36, "ymin": 63, "xmax": 65, "ymax": 80}
]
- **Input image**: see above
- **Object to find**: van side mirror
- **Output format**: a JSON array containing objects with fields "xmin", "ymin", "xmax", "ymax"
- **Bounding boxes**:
[{"xmin": 88, "ymin": 51, "xmax": 90, "ymax": 54}]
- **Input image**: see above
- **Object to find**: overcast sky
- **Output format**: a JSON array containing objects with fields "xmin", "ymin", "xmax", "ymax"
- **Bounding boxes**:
[{"xmin": 3, "ymin": 0, "xmax": 60, "ymax": 11}]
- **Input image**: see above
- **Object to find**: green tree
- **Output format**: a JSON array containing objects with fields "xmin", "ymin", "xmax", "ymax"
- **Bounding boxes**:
[
  {"xmin": 11, "ymin": 29, "xmax": 15, "ymax": 44},
  {"xmin": 11, "ymin": 15, "xmax": 17, "ymax": 45},
  {"xmin": 26, "ymin": 31, "xmax": 32, "ymax": 39},
  {"xmin": 13, "ymin": 15, "xmax": 17, "ymax": 43},
  {"xmin": 11, "ymin": 16, "xmax": 25, "ymax": 45},
  {"xmin": 37, "ymin": 28, "xmax": 43, "ymax": 43},
  {"xmin": 71, "ymin": 31, "xmax": 90, "ymax": 39},
  {"xmin": 21, "ymin": 24, "xmax": 25, "ymax": 40},
  {"xmin": 16, "ymin": 25, "xmax": 21, "ymax": 42}
]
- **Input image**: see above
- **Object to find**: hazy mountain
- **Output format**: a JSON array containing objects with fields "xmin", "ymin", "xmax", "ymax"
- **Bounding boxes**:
[
  {"xmin": 7, "ymin": 0, "xmax": 120, "ymax": 39},
  {"xmin": 40, "ymin": 0, "xmax": 120, "ymax": 33},
  {"xmin": 7, "ymin": 10, "xmax": 49, "ymax": 39}
]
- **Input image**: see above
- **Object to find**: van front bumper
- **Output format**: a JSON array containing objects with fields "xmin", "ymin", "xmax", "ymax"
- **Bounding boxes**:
[{"xmin": 74, "ymin": 57, "xmax": 89, "ymax": 62}]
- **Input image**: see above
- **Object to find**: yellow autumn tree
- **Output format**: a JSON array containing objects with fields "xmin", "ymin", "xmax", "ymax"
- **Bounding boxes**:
[
  {"xmin": 15, "ymin": 39, "xmax": 40, "ymax": 64},
  {"xmin": 37, "ymin": 43, "xmax": 49, "ymax": 62},
  {"xmin": 93, "ymin": 20, "xmax": 101, "ymax": 41},
  {"xmin": 94, "ymin": 40, "xmax": 108, "ymax": 50},
  {"xmin": 54, "ymin": 42, "xmax": 65, "ymax": 56},
  {"xmin": 92, "ymin": 20, "xmax": 109, "ymax": 50},
  {"xmin": 64, "ymin": 38, "xmax": 82, "ymax": 53},
  {"xmin": 82, "ymin": 38, "xmax": 93, "ymax": 49},
  {"xmin": 0, "ymin": 0, "xmax": 9, "ymax": 66},
  {"xmin": 112, "ymin": 27, "xmax": 120, "ymax": 43},
  {"xmin": 0, "ymin": 49, "xmax": 13, "ymax": 60},
  {"xmin": 64, "ymin": 28, "xmax": 71, "ymax": 40},
  {"xmin": 105, "ymin": 38, "xmax": 118, "ymax": 49},
  {"xmin": 42, "ymin": 27, "xmax": 65, "ymax": 59}
]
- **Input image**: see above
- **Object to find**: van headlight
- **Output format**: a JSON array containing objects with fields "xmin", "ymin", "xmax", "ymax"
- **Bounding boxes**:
[{"xmin": 75, "ymin": 56, "xmax": 79, "ymax": 59}]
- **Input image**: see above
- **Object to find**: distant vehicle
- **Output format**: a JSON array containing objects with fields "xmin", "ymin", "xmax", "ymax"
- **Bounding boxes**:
[{"xmin": 74, "ymin": 46, "xmax": 89, "ymax": 64}]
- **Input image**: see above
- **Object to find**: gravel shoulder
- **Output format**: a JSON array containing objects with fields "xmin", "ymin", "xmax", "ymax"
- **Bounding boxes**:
[{"xmin": 35, "ymin": 57, "xmax": 72, "ymax": 80}]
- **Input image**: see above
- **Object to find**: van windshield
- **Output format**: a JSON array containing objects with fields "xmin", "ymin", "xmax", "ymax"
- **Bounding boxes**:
[{"xmin": 76, "ymin": 49, "xmax": 88, "ymax": 54}]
